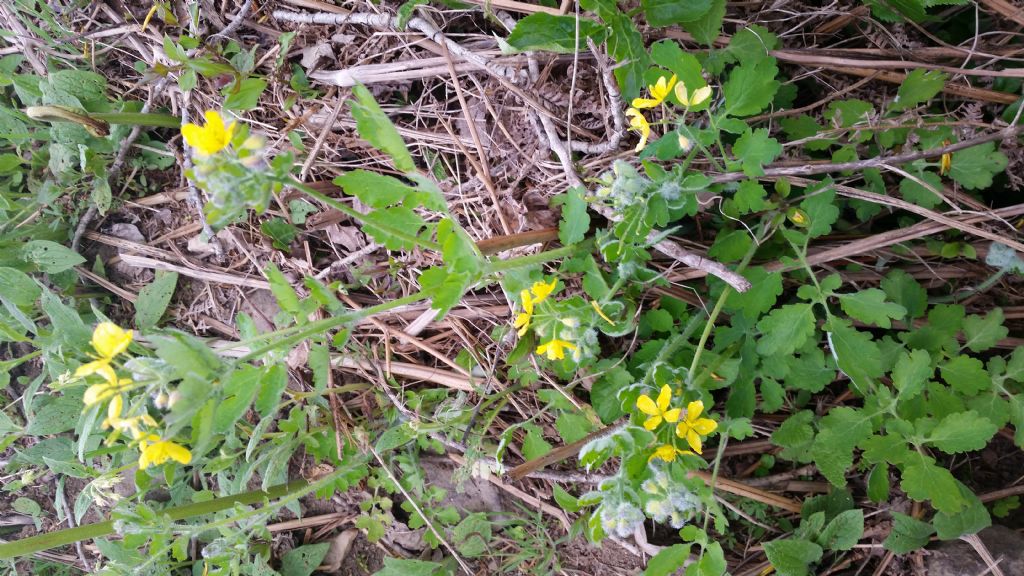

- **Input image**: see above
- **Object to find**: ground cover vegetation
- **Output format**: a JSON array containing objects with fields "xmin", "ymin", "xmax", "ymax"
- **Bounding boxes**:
[{"xmin": 1, "ymin": 0, "xmax": 1024, "ymax": 575}]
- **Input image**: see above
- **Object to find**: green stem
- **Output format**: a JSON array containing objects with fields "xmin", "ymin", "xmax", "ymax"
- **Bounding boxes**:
[
  {"xmin": 0, "ymin": 479, "xmax": 309, "ymax": 560},
  {"xmin": 91, "ymin": 112, "xmax": 182, "ymax": 128},
  {"xmin": 484, "ymin": 242, "xmax": 584, "ymax": 274}
]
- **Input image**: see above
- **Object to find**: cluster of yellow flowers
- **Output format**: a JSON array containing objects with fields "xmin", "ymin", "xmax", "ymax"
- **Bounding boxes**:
[
  {"xmin": 626, "ymin": 74, "xmax": 713, "ymax": 152},
  {"xmin": 513, "ymin": 279, "xmax": 581, "ymax": 361},
  {"xmin": 75, "ymin": 323, "xmax": 191, "ymax": 470},
  {"xmin": 636, "ymin": 384, "xmax": 718, "ymax": 463}
]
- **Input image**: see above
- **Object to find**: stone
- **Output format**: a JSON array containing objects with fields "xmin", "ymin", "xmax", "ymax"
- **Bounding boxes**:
[{"xmin": 925, "ymin": 525, "xmax": 1024, "ymax": 576}]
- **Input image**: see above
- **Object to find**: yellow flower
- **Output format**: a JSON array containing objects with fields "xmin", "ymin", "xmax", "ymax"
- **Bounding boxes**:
[
  {"xmin": 101, "ymin": 395, "xmax": 157, "ymax": 439},
  {"xmin": 536, "ymin": 339, "xmax": 577, "ymax": 360},
  {"xmin": 649, "ymin": 444, "xmax": 693, "ymax": 463},
  {"xmin": 940, "ymin": 141, "xmax": 952, "ymax": 176},
  {"xmin": 75, "ymin": 322, "xmax": 133, "ymax": 381},
  {"xmin": 138, "ymin": 434, "xmax": 192, "ymax": 469},
  {"xmin": 636, "ymin": 385, "xmax": 681, "ymax": 431},
  {"xmin": 514, "ymin": 289, "xmax": 535, "ymax": 337},
  {"xmin": 787, "ymin": 208, "xmax": 809, "ymax": 227},
  {"xmin": 529, "ymin": 278, "xmax": 557, "ymax": 303},
  {"xmin": 513, "ymin": 279, "xmax": 558, "ymax": 337},
  {"xmin": 181, "ymin": 110, "xmax": 236, "ymax": 156},
  {"xmin": 591, "ymin": 300, "xmax": 615, "ymax": 325},
  {"xmin": 83, "ymin": 376, "xmax": 133, "ymax": 407},
  {"xmin": 675, "ymin": 400, "xmax": 718, "ymax": 454},
  {"xmin": 625, "ymin": 108, "xmax": 651, "ymax": 152},
  {"xmin": 674, "ymin": 83, "xmax": 712, "ymax": 108},
  {"xmin": 632, "ymin": 75, "xmax": 677, "ymax": 109}
]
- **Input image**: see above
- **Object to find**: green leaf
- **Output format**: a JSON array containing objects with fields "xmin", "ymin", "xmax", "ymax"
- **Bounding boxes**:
[
  {"xmin": 727, "ymin": 25, "xmax": 780, "ymax": 65},
  {"xmin": 723, "ymin": 58, "xmax": 780, "ymax": 116},
  {"xmin": 800, "ymin": 185, "xmax": 840, "ymax": 238},
  {"xmin": 763, "ymin": 538, "xmax": 822, "ymax": 576},
  {"xmin": 681, "ymin": 0, "xmax": 726, "ymax": 46},
  {"xmin": 559, "ymin": 186, "xmax": 590, "ymax": 245},
  {"xmin": 135, "ymin": 270, "xmax": 178, "ymax": 330},
  {"xmin": 733, "ymin": 128, "xmax": 782, "ymax": 177},
  {"xmin": 811, "ymin": 430, "xmax": 854, "ymax": 487},
  {"xmin": 893, "ymin": 349, "xmax": 932, "ymax": 401},
  {"xmin": 772, "ymin": 410, "xmax": 815, "ymax": 462},
  {"xmin": 214, "ymin": 366, "xmax": 263, "ymax": 434},
  {"xmin": 641, "ymin": 0, "xmax": 710, "ymax": 26},
  {"xmin": 21, "ymin": 240, "xmax": 85, "ymax": 273},
  {"xmin": 836, "ymin": 288, "xmax": 906, "ymax": 329},
  {"xmin": 883, "ymin": 512, "xmax": 934, "ymax": 553},
  {"xmin": 376, "ymin": 422, "xmax": 417, "ymax": 453},
  {"xmin": 26, "ymin": 391, "xmax": 83, "ymax": 436},
  {"xmin": 223, "ymin": 78, "xmax": 267, "ymax": 111},
  {"xmin": 556, "ymin": 412, "xmax": 594, "ymax": 444},
  {"xmin": 827, "ymin": 319, "xmax": 883, "ymax": 394},
  {"xmin": 349, "ymin": 84, "xmax": 416, "ymax": 173},
  {"xmin": 962, "ymin": 308, "xmax": 1008, "ymax": 353},
  {"xmin": 783, "ymin": 349, "xmax": 836, "ymax": 393},
  {"xmin": 254, "ymin": 364, "xmax": 288, "ymax": 418},
  {"xmin": 453, "ymin": 513, "xmax": 492, "ymax": 557},
  {"xmin": 817, "ymin": 509, "xmax": 863, "ymax": 551},
  {"xmin": 901, "ymin": 461, "xmax": 965, "ymax": 514},
  {"xmin": 731, "ymin": 179, "xmax": 769, "ymax": 214},
  {"xmin": 867, "ymin": 463, "xmax": 890, "ymax": 502},
  {"xmin": 756, "ymin": 303, "xmax": 816, "ymax": 356},
  {"xmin": 373, "ymin": 558, "xmax": 444, "ymax": 576},
  {"xmin": 881, "ymin": 270, "xmax": 928, "ymax": 318},
  {"xmin": 927, "ymin": 410, "xmax": 998, "ymax": 454},
  {"xmin": 890, "ymin": 69, "xmax": 947, "ymax": 111},
  {"xmin": 506, "ymin": 13, "xmax": 606, "ymax": 52},
  {"xmin": 940, "ymin": 356, "xmax": 990, "ymax": 396},
  {"xmin": 933, "ymin": 495, "xmax": 991, "ymax": 540},
  {"xmin": 899, "ymin": 170, "xmax": 944, "ymax": 209},
  {"xmin": 280, "ymin": 543, "xmax": 330, "ymax": 576},
  {"xmin": 949, "ymin": 142, "xmax": 1008, "ymax": 190},
  {"xmin": 334, "ymin": 170, "xmax": 414, "ymax": 208},
  {"xmin": 265, "ymin": 263, "xmax": 301, "ymax": 317},
  {"xmin": 522, "ymin": 424, "xmax": 552, "ymax": 461},
  {"xmin": 591, "ymin": 365, "xmax": 631, "ymax": 423},
  {"xmin": 826, "ymin": 99, "xmax": 874, "ymax": 128},
  {"xmin": 0, "ymin": 267, "xmax": 41, "ymax": 307},
  {"xmin": 643, "ymin": 543, "xmax": 691, "ymax": 576},
  {"xmin": 361, "ymin": 206, "xmax": 427, "ymax": 251}
]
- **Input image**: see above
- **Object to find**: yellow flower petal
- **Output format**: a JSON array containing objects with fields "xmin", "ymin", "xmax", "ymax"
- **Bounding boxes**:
[
  {"xmin": 625, "ymin": 108, "xmax": 651, "ymax": 152},
  {"xmin": 636, "ymin": 394, "xmax": 659, "ymax": 416},
  {"xmin": 691, "ymin": 85, "xmax": 712, "ymax": 106},
  {"xmin": 692, "ymin": 417, "xmax": 718, "ymax": 435},
  {"xmin": 631, "ymin": 97, "xmax": 661, "ymax": 110},
  {"xmin": 686, "ymin": 400, "xmax": 704, "ymax": 422},
  {"xmin": 74, "ymin": 359, "xmax": 111, "ymax": 379},
  {"xmin": 663, "ymin": 408, "xmax": 682, "ymax": 423},
  {"xmin": 643, "ymin": 415, "xmax": 663, "ymax": 431},
  {"xmin": 530, "ymin": 278, "xmax": 557, "ymax": 303},
  {"xmin": 91, "ymin": 322, "xmax": 132, "ymax": 359},
  {"xmin": 649, "ymin": 444, "xmax": 677, "ymax": 462},
  {"xmin": 83, "ymin": 383, "xmax": 108, "ymax": 407},
  {"xmin": 181, "ymin": 110, "xmax": 235, "ymax": 156},
  {"xmin": 591, "ymin": 300, "xmax": 615, "ymax": 325},
  {"xmin": 656, "ymin": 385, "xmax": 672, "ymax": 412},
  {"xmin": 686, "ymin": 429, "xmax": 703, "ymax": 454}
]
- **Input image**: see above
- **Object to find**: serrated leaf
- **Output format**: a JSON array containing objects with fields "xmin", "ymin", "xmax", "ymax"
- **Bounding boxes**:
[
  {"xmin": 940, "ymin": 356, "xmax": 990, "ymax": 396},
  {"xmin": 641, "ymin": 0, "xmax": 710, "ymax": 27},
  {"xmin": 135, "ymin": 270, "xmax": 178, "ymax": 330},
  {"xmin": 900, "ymin": 461, "xmax": 964, "ymax": 514},
  {"xmin": 893, "ymin": 349, "xmax": 932, "ymax": 401},
  {"xmin": 213, "ymin": 366, "xmax": 262, "ymax": 434},
  {"xmin": 800, "ymin": 186, "xmax": 840, "ymax": 238},
  {"xmin": 899, "ymin": 170, "xmax": 944, "ymax": 209},
  {"xmin": 591, "ymin": 366, "xmax": 631, "ymax": 423},
  {"xmin": 454, "ymin": 513, "xmax": 492, "ymax": 557},
  {"xmin": 361, "ymin": 206, "xmax": 427, "ymax": 251},
  {"xmin": 756, "ymin": 303, "xmax": 816, "ymax": 356},
  {"xmin": 733, "ymin": 128, "xmax": 782, "ymax": 177},
  {"xmin": 883, "ymin": 512, "xmax": 934, "ymax": 553},
  {"xmin": 254, "ymin": 364, "xmax": 288, "ymax": 418},
  {"xmin": 723, "ymin": 266, "xmax": 783, "ymax": 322},
  {"xmin": 732, "ymin": 179, "xmax": 769, "ymax": 214},
  {"xmin": 818, "ymin": 509, "xmax": 863, "ymax": 551},
  {"xmin": 522, "ymin": 424, "xmax": 552, "ymax": 461},
  {"xmin": 811, "ymin": 429, "xmax": 854, "ymax": 487},
  {"xmin": 836, "ymin": 288, "xmax": 906, "ymax": 329},
  {"xmin": 962, "ymin": 308, "xmax": 1008, "ymax": 353},
  {"xmin": 506, "ymin": 13, "xmax": 606, "ymax": 53},
  {"xmin": 559, "ymin": 186, "xmax": 590, "ymax": 245},
  {"xmin": 21, "ymin": 240, "xmax": 85, "ymax": 273},
  {"xmin": 223, "ymin": 78, "xmax": 266, "ymax": 111},
  {"xmin": 643, "ymin": 543, "xmax": 691, "ymax": 576},
  {"xmin": 681, "ymin": 0, "xmax": 726, "ymax": 46},
  {"xmin": 933, "ymin": 495, "xmax": 990, "ymax": 540},
  {"xmin": 727, "ymin": 25, "xmax": 780, "ymax": 65},
  {"xmin": 827, "ymin": 319, "xmax": 883, "ymax": 394},
  {"xmin": 25, "ymin": 391, "xmax": 83, "ymax": 436},
  {"xmin": 772, "ymin": 410, "xmax": 815, "ymax": 461},
  {"xmin": 280, "ymin": 543, "xmax": 330, "ymax": 576},
  {"xmin": 723, "ymin": 58, "xmax": 780, "ymax": 116},
  {"xmin": 890, "ymin": 69, "xmax": 947, "ymax": 111},
  {"xmin": 556, "ymin": 412, "xmax": 594, "ymax": 444},
  {"xmin": 927, "ymin": 410, "xmax": 998, "ymax": 454},
  {"xmin": 334, "ymin": 170, "xmax": 414, "ymax": 208},
  {"xmin": 881, "ymin": 269, "xmax": 928, "ymax": 319},
  {"xmin": 949, "ymin": 142, "xmax": 1008, "ymax": 190},
  {"xmin": 763, "ymin": 538, "xmax": 822, "ymax": 576},
  {"xmin": 349, "ymin": 84, "xmax": 415, "ymax": 173}
]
